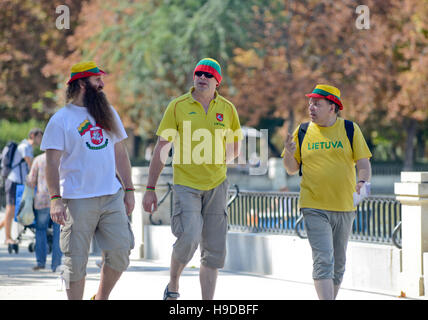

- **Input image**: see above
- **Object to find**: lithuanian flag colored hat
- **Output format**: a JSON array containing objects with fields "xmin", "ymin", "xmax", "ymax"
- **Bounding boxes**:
[
  {"xmin": 194, "ymin": 58, "xmax": 222, "ymax": 84},
  {"xmin": 305, "ymin": 84, "xmax": 343, "ymax": 110},
  {"xmin": 67, "ymin": 61, "xmax": 106, "ymax": 85}
]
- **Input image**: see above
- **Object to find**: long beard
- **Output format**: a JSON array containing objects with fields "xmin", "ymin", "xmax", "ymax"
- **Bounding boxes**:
[{"xmin": 83, "ymin": 84, "xmax": 119, "ymax": 136}]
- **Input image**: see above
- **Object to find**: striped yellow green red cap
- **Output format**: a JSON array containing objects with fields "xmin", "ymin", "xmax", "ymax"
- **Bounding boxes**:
[
  {"xmin": 194, "ymin": 58, "xmax": 222, "ymax": 84},
  {"xmin": 67, "ymin": 61, "xmax": 106, "ymax": 85},
  {"xmin": 305, "ymin": 84, "xmax": 343, "ymax": 110}
]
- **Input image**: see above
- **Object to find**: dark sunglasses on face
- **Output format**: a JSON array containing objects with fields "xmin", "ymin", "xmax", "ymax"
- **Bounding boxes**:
[{"xmin": 195, "ymin": 71, "xmax": 214, "ymax": 78}]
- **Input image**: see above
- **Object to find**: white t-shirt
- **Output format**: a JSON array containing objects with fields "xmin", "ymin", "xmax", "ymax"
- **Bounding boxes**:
[
  {"xmin": 40, "ymin": 104, "xmax": 127, "ymax": 199},
  {"xmin": 8, "ymin": 139, "xmax": 32, "ymax": 184}
]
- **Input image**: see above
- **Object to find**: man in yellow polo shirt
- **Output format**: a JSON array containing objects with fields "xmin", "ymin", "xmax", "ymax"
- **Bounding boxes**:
[
  {"xmin": 283, "ymin": 84, "xmax": 372, "ymax": 300},
  {"xmin": 143, "ymin": 58, "xmax": 242, "ymax": 300}
]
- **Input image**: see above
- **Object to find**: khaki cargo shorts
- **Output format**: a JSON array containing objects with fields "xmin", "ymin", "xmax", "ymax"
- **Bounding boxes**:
[
  {"xmin": 171, "ymin": 179, "xmax": 229, "ymax": 269},
  {"xmin": 60, "ymin": 189, "xmax": 134, "ymax": 286}
]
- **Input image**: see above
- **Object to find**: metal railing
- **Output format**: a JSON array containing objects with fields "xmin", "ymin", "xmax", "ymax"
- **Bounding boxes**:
[
  {"xmin": 227, "ymin": 188, "xmax": 402, "ymax": 248},
  {"xmin": 350, "ymin": 195, "xmax": 401, "ymax": 246},
  {"xmin": 227, "ymin": 189, "xmax": 303, "ymax": 235}
]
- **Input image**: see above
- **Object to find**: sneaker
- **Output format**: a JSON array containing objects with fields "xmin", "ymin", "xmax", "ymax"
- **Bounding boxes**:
[{"xmin": 32, "ymin": 266, "xmax": 45, "ymax": 271}]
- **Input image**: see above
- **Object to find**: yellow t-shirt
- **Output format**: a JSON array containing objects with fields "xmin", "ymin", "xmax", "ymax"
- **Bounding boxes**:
[
  {"xmin": 287, "ymin": 118, "xmax": 372, "ymax": 212},
  {"xmin": 156, "ymin": 87, "xmax": 243, "ymax": 190}
]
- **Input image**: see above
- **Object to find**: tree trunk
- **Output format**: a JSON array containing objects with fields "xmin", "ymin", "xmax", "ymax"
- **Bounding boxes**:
[
  {"xmin": 416, "ymin": 129, "xmax": 426, "ymax": 161},
  {"xmin": 403, "ymin": 118, "xmax": 418, "ymax": 171},
  {"xmin": 288, "ymin": 108, "xmax": 295, "ymax": 134}
]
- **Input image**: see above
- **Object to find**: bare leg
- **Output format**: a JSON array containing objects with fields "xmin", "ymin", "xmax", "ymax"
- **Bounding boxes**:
[
  {"xmin": 66, "ymin": 277, "xmax": 86, "ymax": 300},
  {"xmin": 4, "ymin": 204, "xmax": 16, "ymax": 243},
  {"xmin": 334, "ymin": 284, "xmax": 341, "ymax": 299},
  {"xmin": 94, "ymin": 263, "xmax": 122, "ymax": 300},
  {"xmin": 314, "ymin": 279, "xmax": 334, "ymax": 300},
  {"xmin": 200, "ymin": 264, "xmax": 218, "ymax": 300},
  {"xmin": 167, "ymin": 255, "xmax": 186, "ymax": 300}
]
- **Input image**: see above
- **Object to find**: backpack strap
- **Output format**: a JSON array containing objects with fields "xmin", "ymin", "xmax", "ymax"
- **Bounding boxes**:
[
  {"xmin": 11, "ymin": 158, "xmax": 25, "ymax": 170},
  {"xmin": 344, "ymin": 119, "xmax": 354, "ymax": 153},
  {"xmin": 298, "ymin": 120, "xmax": 354, "ymax": 177},
  {"xmin": 298, "ymin": 122, "xmax": 309, "ymax": 177},
  {"xmin": 9, "ymin": 143, "xmax": 25, "ymax": 183}
]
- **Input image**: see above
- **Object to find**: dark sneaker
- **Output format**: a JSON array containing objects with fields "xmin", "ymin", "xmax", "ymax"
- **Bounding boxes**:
[{"xmin": 32, "ymin": 266, "xmax": 45, "ymax": 271}]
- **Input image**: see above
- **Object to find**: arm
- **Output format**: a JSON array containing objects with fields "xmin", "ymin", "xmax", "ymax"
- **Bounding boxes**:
[
  {"xmin": 115, "ymin": 141, "xmax": 135, "ymax": 216},
  {"xmin": 45, "ymin": 149, "xmax": 67, "ymax": 225},
  {"xmin": 17, "ymin": 142, "xmax": 33, "ymax": 169},
  {"xmin": 24, "ymin": 156, "xmax": 33, "ymax": 170},
  {"xmin": 283, "ymin": 133, "xmax": 300, "ymax": 175},
  {"xmin": 142, "ymin": 137, "xmax": 172, "ymax": 213},
  {"xmin": 356, "ymin": 158, "xmax": 371, "ymax": 194},
  {"xmin": 26, "ymin": 159, "xmax": 38, "ymax": 188},
  {"xmin": 226, "ymin": 140, "xmax": 241, "ymax": 164}
]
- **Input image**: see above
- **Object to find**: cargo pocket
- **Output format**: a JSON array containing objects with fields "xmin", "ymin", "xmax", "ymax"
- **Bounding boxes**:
[
  {"xmin": 171, "ymin": 207, "xmax": 184, "ymax": 238},
  {"xmin": 60, "ymin": 223, "xmax": 72, "ymax": 254}
]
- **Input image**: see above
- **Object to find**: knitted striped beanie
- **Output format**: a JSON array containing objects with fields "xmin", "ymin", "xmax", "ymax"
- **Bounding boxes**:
[{"xmin": 194, "ymin": 58, "xmax": 222, "ymax": 84}]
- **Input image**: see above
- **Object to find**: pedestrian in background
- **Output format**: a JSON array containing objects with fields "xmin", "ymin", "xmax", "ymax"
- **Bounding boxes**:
[
  {"xmin": 27, "ymin": 152, "xmax": 62, "ymax": 272},
  {"xmin": 0, "ymin": 128, "xmax": 43, "ymax": 246}
]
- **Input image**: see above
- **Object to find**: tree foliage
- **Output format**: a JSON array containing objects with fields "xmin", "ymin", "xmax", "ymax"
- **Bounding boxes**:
[
  {"xmin": 227, "ymin": 0, "xmax": 428, "ymax": 165},
  {"xmin": 4, "ymin": 0, "xmax": 427, "ymax": 166},
  {"xmin": 0, "ymin": 0, "xmax": 88, "ymax": 121},
  {"xmin": 48, "ymin": 0, "xmax": 261, "ymax": 138}
]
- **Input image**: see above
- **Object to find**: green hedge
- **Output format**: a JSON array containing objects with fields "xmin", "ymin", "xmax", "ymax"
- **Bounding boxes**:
[{"xmin": 0, "ymin": 119, "xmax": 47, "ymax": 155}]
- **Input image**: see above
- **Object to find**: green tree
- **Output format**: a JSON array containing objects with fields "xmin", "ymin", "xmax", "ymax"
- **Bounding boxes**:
[{"xmin": 62, "ymin": 0, "xmax": 262, "ymax": 138}]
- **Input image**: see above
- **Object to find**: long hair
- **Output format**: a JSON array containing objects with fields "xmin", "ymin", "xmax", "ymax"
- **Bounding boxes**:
[{"xmin": 66, "ymin": 78, "xmax": 120, "ymax": 137}]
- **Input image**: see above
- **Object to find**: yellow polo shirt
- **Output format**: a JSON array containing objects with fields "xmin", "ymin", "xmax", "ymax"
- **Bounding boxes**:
[
  {"xmin": 156, "ymin": 87, "xmax": 243, "ymax": 190},
  {"xmin": 285, "ymin": 118, "xmax": 372, "ymax": 212}
]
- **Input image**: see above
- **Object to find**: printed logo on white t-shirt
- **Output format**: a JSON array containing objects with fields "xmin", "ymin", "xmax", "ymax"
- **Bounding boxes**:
[{"xmin": 77, "ymin": 119, "xmax": 108, "ymax": 150}]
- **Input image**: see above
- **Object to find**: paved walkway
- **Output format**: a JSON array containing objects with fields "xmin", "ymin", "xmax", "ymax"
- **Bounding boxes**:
[{"xmin": 0, "ymin": 210, "xmax": 410, "ymax": 300}]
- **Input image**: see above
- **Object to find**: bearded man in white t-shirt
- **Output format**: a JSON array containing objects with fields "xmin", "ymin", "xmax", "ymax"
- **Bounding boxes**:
[{"xmin": 41, "ymin": 61, "xmax": 135, "ymax": 300}]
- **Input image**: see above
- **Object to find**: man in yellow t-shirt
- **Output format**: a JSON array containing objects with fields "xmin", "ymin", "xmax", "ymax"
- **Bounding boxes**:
[
  {"xmin": 283, "ymin": 84, "xmax": 372, "ymax": 300},
  {"xmin": 142, "ymin": 58, "xmax": 242, "ymax": 300}
]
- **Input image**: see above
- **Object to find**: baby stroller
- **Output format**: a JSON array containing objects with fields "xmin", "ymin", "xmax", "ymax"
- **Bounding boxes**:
[{"xmin": 9, "ymin": 184, "xmax": 53, "ymax": 254}]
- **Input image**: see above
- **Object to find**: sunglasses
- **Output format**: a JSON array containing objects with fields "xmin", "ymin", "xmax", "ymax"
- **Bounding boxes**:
[{"xmin": 195, "ymin": 71, "xmax": 214, "ymax": 78}]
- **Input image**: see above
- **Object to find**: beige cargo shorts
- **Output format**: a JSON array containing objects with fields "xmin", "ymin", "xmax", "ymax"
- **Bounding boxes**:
[
  {"xmin": 171, "ymin": 179, "xmax": 229, "ymax": 269},
  {"xmin": 60, "ymin": 189, "xmax": 134, "ymax": 286}
]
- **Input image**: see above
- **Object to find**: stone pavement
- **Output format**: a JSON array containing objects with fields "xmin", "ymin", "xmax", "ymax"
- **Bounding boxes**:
[{"xmin": 0, "ymin": 210, "xmax": 410, "ymax": 300}]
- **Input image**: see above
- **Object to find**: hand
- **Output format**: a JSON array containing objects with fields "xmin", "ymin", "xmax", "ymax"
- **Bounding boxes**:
[
  {"xmin": 124, "ymin": 191, "xmax": 135, "ymax": 216},
  {"xmin": 50, "ymin": 199, "xmax": 67, "ymax": 226},
  {"xmin": 143, "ymin": 191, "xmax": 158, "ymax": 214},
  {"xmin": 356, "ymin": 181, "xmax": 365, "ymax": 195},
  {"xmin": 284, "ymin": 133, "xmax": 296, "ymax": 155}
]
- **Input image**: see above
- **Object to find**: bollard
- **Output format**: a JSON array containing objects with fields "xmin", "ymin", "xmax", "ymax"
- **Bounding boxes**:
[
  {"xmin": 131, "ymin": 166, "xmax": 173, "ymax": 259},
  {"xmin": 394, "ymin": 171, "xmax": 428, "ymax": 298}
]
